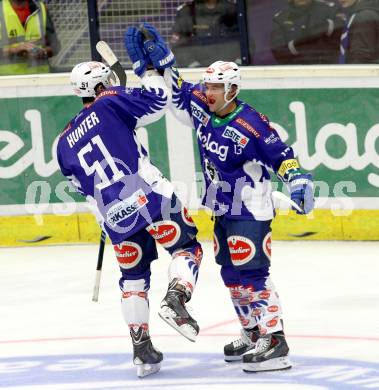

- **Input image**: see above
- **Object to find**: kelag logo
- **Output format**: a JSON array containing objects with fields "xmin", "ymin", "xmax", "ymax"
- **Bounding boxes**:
[{"xmin": 0, "ymin": 353, "xmax": 378, "ymax": 389}]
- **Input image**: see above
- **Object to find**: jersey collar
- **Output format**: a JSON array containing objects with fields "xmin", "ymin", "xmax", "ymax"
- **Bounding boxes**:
[{"xmin": 211, "ymin": 102, "xmax": 245, "ymax": 128}]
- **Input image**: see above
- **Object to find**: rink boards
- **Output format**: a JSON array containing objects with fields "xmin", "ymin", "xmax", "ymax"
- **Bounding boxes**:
[
  {"xmin": 0, "ymin": 66, "xmax": 378, "ymax": 245},
  {"xmin": 1, "ymin": 208, "xmax": 379, "ymax": 247}
]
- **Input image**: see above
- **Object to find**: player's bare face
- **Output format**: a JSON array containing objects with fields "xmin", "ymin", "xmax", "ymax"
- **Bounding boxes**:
[{"xmin": 204, "ymin": 83, "xmax": 226, "ymax": 113}]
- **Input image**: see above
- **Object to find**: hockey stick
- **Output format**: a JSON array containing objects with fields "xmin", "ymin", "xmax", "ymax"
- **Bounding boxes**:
[
  {"xmin": 92, "ymin": 230, "xmax": 106, "ymax": 302},
  {"xmin": 96, "ymin": 40, "xmax": 127, "ymax": 86},
  {"xmin": 271, "ymin": 190, "xmax": 304, "ymax": 213}
]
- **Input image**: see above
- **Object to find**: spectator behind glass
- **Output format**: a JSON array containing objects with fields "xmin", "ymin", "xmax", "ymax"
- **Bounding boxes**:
[
  {"xmin": 170, "ymin": 0, "xmax": 240, "ymax": 67},
  {"xmin": 270, "ymin": 0, "xmax": 337, "ymax": 64},
  {"xmin": 0, "ymin": 0, "xmax": 60, "ymax": 75},
  {"xmin": 336, "ymin": 0, "xmax": 379, "ymax": 63}
]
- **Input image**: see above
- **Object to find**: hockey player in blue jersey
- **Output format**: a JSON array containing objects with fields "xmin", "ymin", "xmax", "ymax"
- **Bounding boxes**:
[
  {"xmin": 56, "ymin": 60, "xmax": 203, "ymax": 378},
  {"xmin": 125, "ymin": 23, "xmax": 314, "ymax": 373}
]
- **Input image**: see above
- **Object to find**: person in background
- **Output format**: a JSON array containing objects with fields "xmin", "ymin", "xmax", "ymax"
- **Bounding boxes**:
[
  {"xmin": 270, "ymin": 0, "xmax": 337, "ymax": 64},
  {"xmin": 170, "ymin": 0, "xmax": 240, "ymax": 67},
  {"xmin": 0, "ymin": 0, "xmax": 60, "ymax": 75},
  {"xmin": 335, "ymin": 0, "xmax": 379, "ymax": 63}
]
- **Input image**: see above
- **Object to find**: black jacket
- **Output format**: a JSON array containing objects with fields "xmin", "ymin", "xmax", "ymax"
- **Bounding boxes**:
[
  {"xmin": 271, "ymin": 0, "xmax": 337, "ymax": 64},
  {"xmin": 340, "ymin": 0, "xmax": 379, "ymax": 63},
  {"xmin": 170, "ymin": 0, "xmax": 238, "ymax": 46}
]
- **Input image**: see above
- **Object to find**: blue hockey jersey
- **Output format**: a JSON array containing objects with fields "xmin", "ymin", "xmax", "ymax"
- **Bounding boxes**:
[
  {"xmin": 167, "ymin": 70, "xmax": 296, "ymax": 220},
  {"xmin": 57, "ymin": 77, "xmax": 174, "ymax": 244}
]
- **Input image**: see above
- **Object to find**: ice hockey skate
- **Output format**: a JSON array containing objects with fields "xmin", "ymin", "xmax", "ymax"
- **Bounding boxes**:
[
  {"xmin": 242, "ymin": 331, "xmax": 292, "ymax": 372},
  {"xmin": 224, "ymin": 327, "xmax": 259, "ymax": 362},
  {"xmin": 159, "ymin": 279, "xmax": 199, "ymax": 342},
  {"xmin": 130, "ymin": 327, "xmax": 163, "ymax": 378}
]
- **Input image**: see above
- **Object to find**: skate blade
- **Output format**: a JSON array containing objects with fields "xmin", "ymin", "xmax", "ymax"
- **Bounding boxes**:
[
  {"xmin": 224, "ymin": 355, "xmax": 244, "ymax": 362},
  {"xmin": 159, "ymin": 306, "xmax": 198, "ymax": 342},
  {"xmin": 242, "ymin": 356, "xmax": 292, "ymax": 372},
  {"xmin": 136, "ymin": 362, "xmax": 161, "ymax": 378}
]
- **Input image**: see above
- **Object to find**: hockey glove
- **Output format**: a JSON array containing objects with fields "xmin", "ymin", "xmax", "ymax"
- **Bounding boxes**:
[
  {"xmin": 288, "ymin": 173, "xmax": 314, "ymax": 214},
  {"xmin": 124, "ymin": 27, "xmax": 149, "ymax": 77},
  {"xmin": 140, "ymin": 23, "xmax": 175, "ymax": 69}
]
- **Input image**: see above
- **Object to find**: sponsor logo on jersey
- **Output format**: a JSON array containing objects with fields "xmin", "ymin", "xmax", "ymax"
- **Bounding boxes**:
[
  {"xmin": 197, "ymin": 127, "xmax": 229, "ymax": 161},
  {"xmin": 264, "ymin": 133, "xmax": 280, "ymax": 145},
  {"xmin": 106, "ymin": 190, "xmax": 148, "ymax": 227},
  {"xmin": 95, "ymin": 89, "xmax": 118, "ymax": 100},
  {"xmin": 227, "ymin": 235, "xmax": 256, "ymax": 265},
  {"xmin": 193, "ymin": 89, "xmax": 207, "ymax": 104},
  {"xmin": 191, "ymin": 101, "xmax": 210, "ymax": 126},
  {"xmin": 222, "ymin": 126, "xmax": 249, "ymax": 148},
  {"xmin": 147, "ymin": 221, "xmax": 180, "ymax": 248},
  {"xmin": 182, "ymin": 207, "xmax": 196, "ymax": 227},
  {"xmin": 235, "ymin": 117, "xmax": 260, "ymax": 138},
  {"xmin": 263, "ymin": 232, "xmax": 272, "ymax": 259},
  {"xmin": 114, "ymin": 241, "xmax": 142, "ymax": 269}
]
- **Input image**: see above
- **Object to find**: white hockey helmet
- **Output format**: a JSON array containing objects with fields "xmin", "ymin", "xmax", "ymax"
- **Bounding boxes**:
[
  {"xmin": 202, "ymin": 60, "xmax": 241, "ymax": 98},
  {"xmin": 70, "ymin": 61, "xmax": 111, "ymax": 97}
]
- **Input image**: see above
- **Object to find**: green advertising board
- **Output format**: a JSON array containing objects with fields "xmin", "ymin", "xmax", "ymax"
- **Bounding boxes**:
[{"xmin": 0, "ymin": 69, "xmax": 378, "ymax": 244}]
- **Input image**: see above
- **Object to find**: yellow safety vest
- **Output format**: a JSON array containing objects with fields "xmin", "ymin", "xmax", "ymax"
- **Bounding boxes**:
[{"xmin": 0, "ymin": 0, "xmax": 48, "ymax": 75}]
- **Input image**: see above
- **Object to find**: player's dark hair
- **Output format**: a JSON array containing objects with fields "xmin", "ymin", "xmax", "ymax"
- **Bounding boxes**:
[{"xmin": 81, "ymin": 83, "xmax": 106, "ymax": 104}]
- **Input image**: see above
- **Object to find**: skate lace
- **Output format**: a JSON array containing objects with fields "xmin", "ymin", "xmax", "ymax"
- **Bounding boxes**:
[
  {"xmin": 232, "ymin": 337, "xmax": 246, "ymax": 348},
  {"xmin": 254, "ymin": 336, "xmax": 271, "ymax": 354},
  {"xmin": 232, "ymin": 329, "xmax": 253, "ymax": 348}
]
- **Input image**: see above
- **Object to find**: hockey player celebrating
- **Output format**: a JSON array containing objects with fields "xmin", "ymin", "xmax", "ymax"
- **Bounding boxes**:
[
  {"xmin": 127, "ymin": 23, "xmax": 314, "ymax": 373},
  {"xmin": 56, "ymin": 58, "xmax": 203, "ymax": 378}
]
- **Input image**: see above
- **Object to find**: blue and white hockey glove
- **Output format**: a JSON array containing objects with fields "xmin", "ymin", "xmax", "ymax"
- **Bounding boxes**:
[
  {"xmin": 124, "ymin": 27, "xmax": 149, "ymax": 77},
  {"xmin": 288, "ymin": 173, "xmax": 314, "ymax": 214},
  {"xmin": 140, "ymin": 23, "xmax": 175, "ymax": 69}
]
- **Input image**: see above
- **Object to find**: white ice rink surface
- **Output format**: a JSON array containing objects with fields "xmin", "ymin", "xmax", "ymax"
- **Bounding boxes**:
[{"xmin": 0, "ymin": 241, "xmax": 378, "ymax": 390}]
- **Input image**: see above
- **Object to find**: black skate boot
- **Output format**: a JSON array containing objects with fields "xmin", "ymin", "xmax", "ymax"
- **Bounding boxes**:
[
  {"xmin": 224, "ymin": 326, "xmax": 259, "ymax": 362},
  {"xmin": 242, "ymin": 330, "xmax": 292, "ymax": 372},
  {"xmin": 130, "ymin": 326, "xmax": 163, "ymax": 378},
  {"xmin": 159, "ymin": 278, "xmax": 199, "ymax": 342}
]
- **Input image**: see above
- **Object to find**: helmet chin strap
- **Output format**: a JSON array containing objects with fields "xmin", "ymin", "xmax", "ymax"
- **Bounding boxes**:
[{"xmin": 216, "ymin": 88, "xmax": 237, "ymax": 112}]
